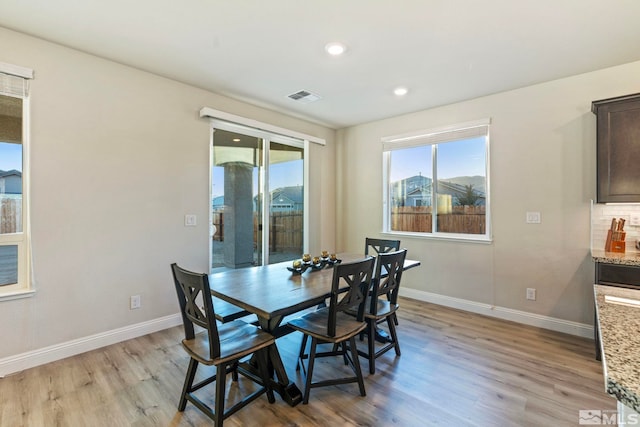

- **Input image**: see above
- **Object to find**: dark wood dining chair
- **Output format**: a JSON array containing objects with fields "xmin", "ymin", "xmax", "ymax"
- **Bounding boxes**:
[
  {"xmin": 351, "ymin": 249, "xmax": 407, "ymax": 374},
  {"xmin": 365, "ymin": 237, "xmax": 401, "ymax": 326},
  {"xmin": 287, "ymin": 256, "xmax": 375, "ymax": 404},
  {"xmin": 364, "ymin": 237, "xmax": 401, "ymax": 257},
  {"xmin": 171, "ymin": 263, "xmax": 275, "ymax": 427}
]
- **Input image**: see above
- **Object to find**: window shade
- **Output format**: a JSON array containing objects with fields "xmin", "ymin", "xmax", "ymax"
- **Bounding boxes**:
[
  {"xmin": 0, "ymin": 73, "xmax": 30, "ymax": 98},
  {"xmin": 382, "ymin": 118, "xmax": 490, "ymax": 151},
  {"xmin": 0, "ymin": 62, "xmax": 34, "ymax": 99}
]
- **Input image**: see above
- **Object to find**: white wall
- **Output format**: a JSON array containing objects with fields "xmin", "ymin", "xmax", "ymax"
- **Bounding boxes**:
[
  {"xmin": 4, "ymin": 22, "xmax": 640, "ymax": 370},
  {"xmin": 336, "ymin": 60, "xmax": 640, "ymax": 328},
  {"xmin": 0, "ymin": 27, "xmax": 336, "ymax": 363}
]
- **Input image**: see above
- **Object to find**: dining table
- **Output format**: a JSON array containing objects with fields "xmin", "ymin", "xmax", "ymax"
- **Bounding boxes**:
[{"xmin": 208, "ymin": 252, "xmax": 421, "ymax": 406}]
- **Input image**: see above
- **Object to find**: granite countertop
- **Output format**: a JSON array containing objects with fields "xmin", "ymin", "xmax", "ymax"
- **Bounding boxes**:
[
  {"xmin": 594, "ymin": 284, "xmax": 640, "ymax": 411},
  {"xmin": 592, "ymin": 249, "xmax": 640, "ymax": 266}
]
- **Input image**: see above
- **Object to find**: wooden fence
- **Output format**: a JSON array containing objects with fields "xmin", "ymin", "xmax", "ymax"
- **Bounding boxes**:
[
  {"xmin": 212, "ymin": 210, "xmax": 303, "ymax": 252},
  {"xmin": 391, "ymin": 205, "xmax": 485, "ymax": 234},
  {"xmin": 212, "ymin": 205, "xmax": 485, "ymax": 248},
  {"xmin": 0, "ymin": 198, "xmax": 22, "ymax": 234}
]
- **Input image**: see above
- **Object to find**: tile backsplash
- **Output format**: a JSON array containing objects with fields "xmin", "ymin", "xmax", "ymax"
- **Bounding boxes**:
[{"xmin": 591, "ymin": 201, "xmax": 640, "ymax": 253}]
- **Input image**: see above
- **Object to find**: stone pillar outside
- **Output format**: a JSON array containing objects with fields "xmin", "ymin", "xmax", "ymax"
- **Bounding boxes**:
[{"xmin": 223, "ymin": 162, "xmax": 254, "ymax": 268}]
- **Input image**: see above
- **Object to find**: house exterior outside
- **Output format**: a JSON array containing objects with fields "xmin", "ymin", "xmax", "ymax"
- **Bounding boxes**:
[
  {"xmin": 211, "ymin": 195, "xmax": 225, "ymax": 212},
  {"xmin": 211, "ymin": 185, "xmax": 304, "ymax": 213},
  {"xmin": 269, "ymin": 186, "xmax": 303, "ymax": 212},
  {"xmin": 0, "ymin": 170, "xmax": 21, "ymax": 194},
  {"xmin": 391, "ymin": 175, "xmax": 485, "ymax": 207}
]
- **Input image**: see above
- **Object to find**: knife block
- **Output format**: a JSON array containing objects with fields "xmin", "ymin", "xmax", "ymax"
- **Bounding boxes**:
[{"xmin": 605, "ymin": 230, "xmax": 626, "ymax": 253}]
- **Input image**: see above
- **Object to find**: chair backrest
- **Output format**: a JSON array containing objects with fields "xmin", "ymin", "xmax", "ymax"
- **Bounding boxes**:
[
  {"xmin": 171, "ymin": 263, "xmax": 221, "ymax": 359},
  {"xmin": 327, "ymin": 256, "xmax": 375, "ymax": 337},
  {"xmin": 364, "ymin": 238, "xmax": 401, "ymax": 256},
  {"xmin": 369, "ymin": 249, "xmax": 407, "ymax": 315}
]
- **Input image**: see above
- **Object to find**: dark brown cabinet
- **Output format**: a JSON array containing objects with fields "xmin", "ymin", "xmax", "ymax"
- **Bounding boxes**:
[{"xmin": 592, "ymin": 93, "xmax": 640, "ymax": 203}]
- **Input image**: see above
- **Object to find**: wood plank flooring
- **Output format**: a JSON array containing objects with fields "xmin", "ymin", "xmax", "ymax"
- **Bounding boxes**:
[{"xmin": 0, "ymin": 297, "xmax": 615, "ymax": 426}]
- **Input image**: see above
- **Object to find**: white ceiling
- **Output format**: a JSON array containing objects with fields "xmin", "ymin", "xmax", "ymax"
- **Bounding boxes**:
[{"xmin": 1, "ymin": 1, "xmax": 640, "ymax": 129}]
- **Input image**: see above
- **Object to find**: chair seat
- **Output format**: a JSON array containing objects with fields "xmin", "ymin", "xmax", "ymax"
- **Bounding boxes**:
[
  {"xmin": 182, "ymin": 320, "xmax": 275, "ymax": 366},
  {"xmin": 346, "ymin": 298, "xmax": 398, "ymax": 320},
  {"xmin": 288, "ymin": 308, "xmax": 367, "ymax": 343}
]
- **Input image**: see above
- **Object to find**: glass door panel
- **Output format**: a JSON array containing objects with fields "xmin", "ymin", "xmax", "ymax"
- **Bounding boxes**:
[
  {"xmin": 211, "ymin": 129, "xmax": 263, "ymax": 270},
  {"xmin": 267, "ymin": 141, "xmax": 303, "ymax": 264}
]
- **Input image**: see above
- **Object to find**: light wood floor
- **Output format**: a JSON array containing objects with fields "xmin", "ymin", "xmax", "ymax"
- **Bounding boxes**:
[{"xmin": 0, "ymin": 298, "xmax": 615, "ymax": 426}]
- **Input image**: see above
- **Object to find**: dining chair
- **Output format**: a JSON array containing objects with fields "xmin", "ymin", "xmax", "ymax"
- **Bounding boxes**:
[
  {"xmin": 287, "ymin": 256, "xmax": 375, "ymax": 404},
  {"xmin": 364, "ymin": 237, "xmax": 401, "ymax": 326},
  {"xmin": 171, "ymin": 263, "xmax": 275, "ymax": 427},
  {"xmin": 364, "ymin": 237, "xmax": 401, "ymax": 257},
  {"xmin": 351, "ymin": 249, "xmax": 407, "ymax": 374}
]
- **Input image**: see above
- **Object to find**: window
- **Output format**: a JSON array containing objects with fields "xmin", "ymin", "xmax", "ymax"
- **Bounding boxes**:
[
  {"xmin": 382, "ymin": 119, "xmax": 491, "ymax": 241},
  {"xmin": 0, "ymin": 63, "xmax": 33, "ymax": 299}
]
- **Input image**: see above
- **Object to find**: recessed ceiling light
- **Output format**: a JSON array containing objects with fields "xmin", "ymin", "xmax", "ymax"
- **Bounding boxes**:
[
  {"xmin": 325, "ymin": 42, "xmax": 347, "ymax": 56},
  {"xmin": 232, "ymin": 138, "xmax": 241, "ymax": 142},
  {"xmin": 394, "ymin": 87, "xmax": 409, "ymax": 96}
]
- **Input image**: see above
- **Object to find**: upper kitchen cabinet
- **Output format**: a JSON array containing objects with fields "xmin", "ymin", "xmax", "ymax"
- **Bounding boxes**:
[{"xmin": 592, "ymin": 93, "xmax": 640, "ymax": 203}]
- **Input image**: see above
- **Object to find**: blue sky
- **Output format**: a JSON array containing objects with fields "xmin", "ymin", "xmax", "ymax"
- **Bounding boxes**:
[
  {"xmin": 390, "ymin": 136, "xmax": 485, "ymax": 182},
  {"xmin": 0, "ymin": 142, "xmax": 22, "ymax": 171},
  {"xmin": 212, "ymin": 137, "xmax": 484, "ymax": 197}
]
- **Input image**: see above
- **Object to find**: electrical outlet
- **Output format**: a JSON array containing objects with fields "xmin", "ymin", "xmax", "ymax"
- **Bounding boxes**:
[
  {"xmin": 526, "ymin": 212, "xmax": 541, "ymax": 224},
  {"xmin": 130, "ymin": 295, "xmax": 141, "ymax": 309},
  {"xmin": 526, "ymin": 288, "xmax": 536, "ymax": 301}
]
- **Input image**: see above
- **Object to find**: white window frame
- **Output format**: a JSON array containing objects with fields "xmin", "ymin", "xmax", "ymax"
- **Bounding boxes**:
[
  {"xmin": 0, "ymin": 62, "xmax": 34, "ymax": 301},
  {"xmin": 382, "ymin": 118, "xmax": 492, "ymax": 243}
]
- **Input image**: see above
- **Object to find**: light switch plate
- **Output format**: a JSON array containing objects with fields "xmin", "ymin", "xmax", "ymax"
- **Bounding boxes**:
[{"xmin": 185, "ymin": 214, "xmax": 197, "ymax": 226}]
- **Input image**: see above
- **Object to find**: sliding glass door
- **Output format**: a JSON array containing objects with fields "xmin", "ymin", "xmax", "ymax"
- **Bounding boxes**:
[{"xmin": 211, "ymin": 126, "xmax": 305, "ymax": 271}]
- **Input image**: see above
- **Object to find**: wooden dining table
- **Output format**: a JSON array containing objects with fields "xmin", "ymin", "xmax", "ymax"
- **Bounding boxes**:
[{"xmin": 208, "ymin": 252, "xmax": 420, "ymax": 406}]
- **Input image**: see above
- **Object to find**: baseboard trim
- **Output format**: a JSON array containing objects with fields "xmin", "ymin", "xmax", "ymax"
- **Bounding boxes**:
[
  {"xmin": 0, "ymin": 290, "xmax": 594, "ymax": 377},
  {"xmin": 400, "ymin": 288, "xmax": 593, "ymax": 339},
  {"xmin": 0, "ymin": 313, "xmax": 182, "ymax": 378}
]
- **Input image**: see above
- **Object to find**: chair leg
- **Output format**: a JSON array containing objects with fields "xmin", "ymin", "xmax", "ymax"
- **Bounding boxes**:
[
  {"xmin": 178, "ymin": 358, "xmax": 198, "ymax": 411},
  {"xmin": 388, "ymin": 314, "xmax": 401, "ymax": 356},
  {"xmin": 296, "ymin": 334, "xmax": 309, "ymax": 372},
  {"xmin": 349, "ymin": 336, "xmax": 366, "ymax": 396},
  {"xmin": 340, "ymin": 341, "xmax": 349, "ymax": 366},
  {"xmin": 367, "ymin": 319, "xmax": 376, "ymax": 374},
  {"xmin": 214, "ymin": 365, "xmax": 227, "ymax": 427},
  {"xmin": 231, "ymin": 360, "xmax": 239, "ymax": 381},
  {"xmin": 302, "ymin": 337, "xmax": 317, "ymax": 404}
]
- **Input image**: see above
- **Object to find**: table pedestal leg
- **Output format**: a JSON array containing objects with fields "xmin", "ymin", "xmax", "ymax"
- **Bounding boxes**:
[
  {"xmin": 238, "ymin": 317, "xmax": 303, "ymax": 406},
  {"xmin": 266, "ymin": 344, "xmax": 303, "ymax": 406}
]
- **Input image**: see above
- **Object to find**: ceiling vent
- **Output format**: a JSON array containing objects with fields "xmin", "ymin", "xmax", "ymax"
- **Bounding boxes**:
[{"xmin": 287, "ymin": 90, "xmax": 321, "ymax": 104}]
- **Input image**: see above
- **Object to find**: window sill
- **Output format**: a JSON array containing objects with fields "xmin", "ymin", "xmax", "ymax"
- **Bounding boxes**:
[
  {"xmin": 0, "ymin": 289, "xmax": 36, "ymax": 302},
  {"xmin": 382, "ymin": 230, "xmax": 493, "ymax": 244}
]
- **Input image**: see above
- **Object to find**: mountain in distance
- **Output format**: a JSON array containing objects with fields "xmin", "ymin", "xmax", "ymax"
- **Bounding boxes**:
[{"xmin": 440, "ymin": 175, "xmax": 485, "ymax": 193}]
